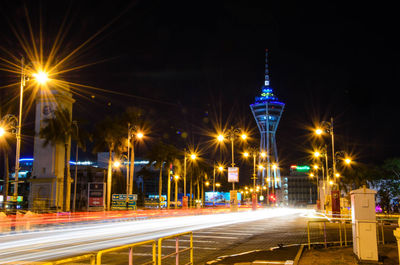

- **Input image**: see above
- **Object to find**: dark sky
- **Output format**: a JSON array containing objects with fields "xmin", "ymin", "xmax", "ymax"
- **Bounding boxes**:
[{"xmin": 1, "ymin": 1, "xmax": 400, "ymax": 173}]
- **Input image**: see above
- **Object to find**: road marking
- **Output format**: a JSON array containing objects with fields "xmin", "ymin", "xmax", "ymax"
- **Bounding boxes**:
[
  {"xmin": 195, "ymin": 231, "xmax": 253, "ymax": 236},
  {"xmin": 137, "ymin": 245, "xmax": 217, "ymax": 250},
  {"xmin": 165, "ymin": 239, "xmax": 216, "ymax": 243},
  {"xmin": 194, "ymin": 235, "xmax": 238, "ymax": 239}
]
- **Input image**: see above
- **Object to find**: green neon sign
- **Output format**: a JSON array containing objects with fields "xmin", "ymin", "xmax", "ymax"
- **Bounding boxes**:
[{"xmin": 296, "ymin": 165, "xmax": 310, "ymax": 172}]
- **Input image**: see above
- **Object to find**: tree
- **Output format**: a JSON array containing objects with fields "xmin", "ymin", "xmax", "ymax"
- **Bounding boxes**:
[
  {"xmin": 40, "ymin": 108, "xmax": 77, "ymax": 211},
  {"xmin": 92, "ymin": 115, "xmax": 125, "ymax": 210},
  {"xmin": 120, "ymin": 107, "xmax": 149, "ymax": 195},
  {"xmin": 145, "ymin": 141, "xmax": 181, "ymax": 208}
]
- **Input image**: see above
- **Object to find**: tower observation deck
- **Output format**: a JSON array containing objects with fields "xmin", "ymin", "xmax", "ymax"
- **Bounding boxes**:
[{"xmin": 250, "ymin": 49, "xmax": 285, "ymax": 189}]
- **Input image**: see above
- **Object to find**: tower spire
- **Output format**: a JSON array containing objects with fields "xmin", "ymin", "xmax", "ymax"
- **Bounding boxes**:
[
  {"xmin": 255, "ymin": 49, "xmax": 278, "ymax": 103},
  {"xmin": 264, "ymin": 48, "xmax": 270, "ymax": 87}
]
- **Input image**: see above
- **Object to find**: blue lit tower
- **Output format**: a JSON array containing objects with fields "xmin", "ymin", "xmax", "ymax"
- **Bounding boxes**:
[{"xmin": 250, "ymin": 49, "xmax": 285, "ymax": 188}]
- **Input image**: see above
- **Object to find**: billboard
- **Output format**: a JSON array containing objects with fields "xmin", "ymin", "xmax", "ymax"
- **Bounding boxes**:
[
  {"xmin": 205, "ymin": 192, "xmax": 242, "ymax": 204},
  {"xmin": 88, "ymin": 182, "xmax": 105, "ymax": 208},
  {"xmin": 112, "ymin": 194, "xmax": 138, "ymax": 210},
  {"xmin": 228, "ymin": 167, "xmax": 239, "ymax": 182}
]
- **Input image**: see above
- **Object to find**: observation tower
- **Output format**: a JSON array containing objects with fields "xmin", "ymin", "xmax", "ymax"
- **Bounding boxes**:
[{"xmin": 250, "ymin": 49, "xmax": 285, "ymax": 188}]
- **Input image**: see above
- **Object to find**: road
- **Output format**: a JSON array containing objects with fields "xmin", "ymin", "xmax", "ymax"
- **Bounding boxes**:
[{"xmin": 0, "ymin": 208, "xmax": 309, "ymax": 264}]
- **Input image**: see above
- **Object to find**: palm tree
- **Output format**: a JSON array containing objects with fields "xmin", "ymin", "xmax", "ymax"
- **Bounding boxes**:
[
  {"xmin": 121, "ymin": 107, "xmax": 148, "ymax": 195},
  {"xmin": 40, "ymin": 108, "xmax": 77, "ymax": 211},
  {"xmin": 92, "ymin": 115, "xmax": 124, "ymax": 210},
  {"xmin": 146, "ymin": 141, "xmax": 181, "ymax": 208}
]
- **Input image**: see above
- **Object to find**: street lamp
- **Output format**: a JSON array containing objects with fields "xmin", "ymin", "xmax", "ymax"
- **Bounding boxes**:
[
  {"xmin": 219, "ymin": 126, "xmax": 247, "ymax": 190},
  {"xmin": 315, "ymin": 118, "xmax": 336, "ymax": 187},
  {"xmin": 184, "ymin": 152, "xmax": 197, "ymax": 208},
  {"xmin": 174, "ymin": 175, "xmax": 180, "ymax": 209},
  {"xmin": 0, "ymin": 114, "xmax": 18, "ymax": 208},
  {"xmin": 127, "ymin": 123, "xmax": 144, "ymax": 196},
  {"xmin": 212, "ymin": 163, "xmax": 224, "ymax": 207},
  {"xmin": 12, "ymin": 59, "xmax": 49, "ymax": 204},
  {"xmin": 72, "ymin": 121, "xmax": 79, "ymax": 212}
]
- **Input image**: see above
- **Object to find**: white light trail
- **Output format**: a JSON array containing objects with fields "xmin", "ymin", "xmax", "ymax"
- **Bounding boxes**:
[{"xmin": 0, "ymin": 208, "xmax": 309, "ymax": 264}]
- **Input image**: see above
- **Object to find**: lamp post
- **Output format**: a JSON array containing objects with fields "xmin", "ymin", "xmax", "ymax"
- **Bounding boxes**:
[
  {"xmin": 220, "ymin": 127, "xmax": 247, "ymax": 190},
  {"xmin": 315, "ymin": 117, "xmax": 336, "ymax": 186},
  {"xmin": 0, "ymin": 114, "xmax": 18, "ymax": 208},
  {"xmin": 212, "ymin": 164, "xmax": 224, "ymax": 207},
  {"xmin": 127, "ymin": 123, "xmax": 144, "ymax": 195},
  {"xmin": 12, "ymin": 58, "xmax": 48, "ymax": 204},
  {"xmin": 183, "ymin": 149, "xmax": 197, "ymax": 208},
  {"xmin": 72, "ymin": 121, "xmax": 79, "ymax": 212},
  {"xmin": 174, "ymin": 174, "xmax": 179, "ymax": 209}
]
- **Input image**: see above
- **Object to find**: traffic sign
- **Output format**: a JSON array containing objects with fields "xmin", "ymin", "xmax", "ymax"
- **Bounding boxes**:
[{"xmin": 228, "ymin": 167, "xmax": 239, "ymax": 182}]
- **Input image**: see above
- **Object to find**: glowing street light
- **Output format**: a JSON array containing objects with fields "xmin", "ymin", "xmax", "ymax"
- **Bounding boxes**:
[
  {"xmin": 113, "ymin": 161, "xmax": 121, "ymax": 168},
  {"xmin": 258, "ymin": 165, "xmax": 264, "ymax": 170},
  {"xmin": 217, "ymin": 134, "xmax": 224, "ymax": 142},
  {"xmin": 218, "ymin": 166, "xmax": 224, "ymax": 172},
  {"xmin": 243, "ymin": 152, "xmax": 249, "ymax": 158},
  {"xmin": 261, "ymin": 152, "xmax": 266, "ymax": 158},
  {"xmin": 190, "ymin": 154, "xmax": 197, "ymax": 160},
  {"xmin": 12, "ymin": 59, "xmax": 49, "ymax": 203},
  {"xmin": 335, "ymin": 173, "xmax": 340, "ymax": 177},
  {"xmin": 313, "ymin": 164, "xmax": 319, "ymax": 170},
  {"xmin": 309, "ymin": 173, "xmax": 314, "ymax": 177},
  {"xmin": 32, "ymin": 71, "xmax": 49, "ymax": 84},
  {"xmin": 136, "ymin": 132, "xmax": 144, "ymax": 139},
  {"xmin": 314, "ymin": 151, "xmax": 321, "ymax": 158},
  {"xmin": 0, "ymin": 127, "xmax": 5, "ymax": 137},
  {"xmin": 315, "ymin": 128, "xmax": 323, "ymax": 135},
  {"xmin": 345, "ymin": 158, "xmax": 352, "ymax": 165},
  {"xmin": 241, "ymin": 134, "xmax": 247, "ymax": 140}
]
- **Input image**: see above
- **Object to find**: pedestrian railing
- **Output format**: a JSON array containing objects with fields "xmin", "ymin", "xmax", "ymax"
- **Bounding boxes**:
[
  {"xmin": 96, "ymin": 239, "xmax": 156, "ymax": 265},
  {"xmin": 41, "ymin": 253, "xmax": 96, "ymax": 265},
  {"xmin": 307, "ymin": 217, "xmax": 397, "ymax": 250},
  {"xmin": 39, "ymin": 232, "xmax": 192, "ymax": 265},
  {"xmin": 307, "ymin": 219, "xmax": 351, "ymax": 250},
  {"xmin": 158, "ymin": 231, "xmax": 193, "ymax": 265}
]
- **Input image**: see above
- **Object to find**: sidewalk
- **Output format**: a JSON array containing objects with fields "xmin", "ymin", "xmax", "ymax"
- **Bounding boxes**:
[{"xmin": 298, "ymin": 244, "xmax": 398, "ymax": 265}]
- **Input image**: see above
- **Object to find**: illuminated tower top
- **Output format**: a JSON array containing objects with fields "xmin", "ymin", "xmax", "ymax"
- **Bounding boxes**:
[{"xmin": 254, "ymin": 49, "xmax": 280, "ymax": 103}]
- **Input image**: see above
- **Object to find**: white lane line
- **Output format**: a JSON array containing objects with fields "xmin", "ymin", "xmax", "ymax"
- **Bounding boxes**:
[
  {"xmin": 194, "ymin": 235, "xmax": 238, "ymax": 239},
  {"xmin": 195, "ymin": 231, "xmax": 253, "ymax": 236},
  {"xmin": 164, "ymin": 239, "xmax": 215, "ymax": 243},
  {"xmin": 138, "ymin": 245, "xmax": 217, "ymax": 250}
]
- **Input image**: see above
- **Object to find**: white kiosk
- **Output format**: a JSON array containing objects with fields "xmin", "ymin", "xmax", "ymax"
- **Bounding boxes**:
[{"xmin": 350, "ymin": 186, "xmax": 378, "ymax": 262}]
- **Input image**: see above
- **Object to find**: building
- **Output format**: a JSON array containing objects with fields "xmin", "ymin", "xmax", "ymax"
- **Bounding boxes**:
[
  {"xmin": 282, "ymin": 165, "xmax": 317, "ymax": 207},
  {"xmin": 250, "ymin": 49, "xmax": 285, "ymax": 189},
  {"xmin": 29, "ymin": 87, "xmax": 75, "ymax": 210}
]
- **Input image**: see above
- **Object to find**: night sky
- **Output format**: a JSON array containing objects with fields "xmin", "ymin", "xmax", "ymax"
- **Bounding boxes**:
[{"xmin": 1, "ymin": 1, "xmax": 400, "ymax": 175}]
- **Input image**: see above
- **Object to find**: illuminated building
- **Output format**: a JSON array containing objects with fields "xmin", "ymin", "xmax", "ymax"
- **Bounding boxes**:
[
  {"xmin": 250, "ymin": 49, "xmax": 284, "ymax": 189},
  {"xmin": 281, "ymin": 165, "xmax": 317, "ymax": 206}
]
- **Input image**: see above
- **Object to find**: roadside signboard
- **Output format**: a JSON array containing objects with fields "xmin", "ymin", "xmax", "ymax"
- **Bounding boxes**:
[
  {"xmin": 112, "ymin": 194, "xmax": 137, "ymax": 210},
  {"xmin": 88, "ymin": 182, "xmax": 105, "ymax": 209},
  {"xmin": 228, "ymin": 167, "xmax": 239, "ymax": 183}
]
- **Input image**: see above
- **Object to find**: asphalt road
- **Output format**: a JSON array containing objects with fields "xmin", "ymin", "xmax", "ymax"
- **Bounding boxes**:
[
  {"xmin": 0, "ymin": 208, "xmax": 308, "ymax": 264},
  {"xmin": 1, "ymin": 209, "xmax": 395, "ymax": 265}
]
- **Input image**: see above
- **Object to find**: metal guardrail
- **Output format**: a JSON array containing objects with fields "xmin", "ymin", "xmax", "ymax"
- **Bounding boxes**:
[
  {"xmin": 96, "ymin": 239, "xmax": 156, "ymax": 265},
  {"xmin": 41, "ymin": 254, "xmax": 95, "ymax": 265},
  {"xmin": 307, "ymin": 219, "xmax": 350, "ymax": 250},
  {"xmin": 307, "ymin": 217, "xmax": 396, "ymax": 250},
  {"xmin": 40, "ymin": 232, "xmax": 191, "ymax": 265},
  {"xmin": 158, "ymin": 231, "xmax": 193, "ymax": 265}
]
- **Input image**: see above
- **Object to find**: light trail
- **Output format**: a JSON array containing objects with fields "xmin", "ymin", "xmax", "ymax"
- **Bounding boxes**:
[{"xmin": 0, "ymin": 208, "xmax": 309, "ymax": 264}]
